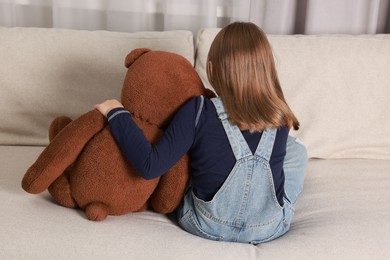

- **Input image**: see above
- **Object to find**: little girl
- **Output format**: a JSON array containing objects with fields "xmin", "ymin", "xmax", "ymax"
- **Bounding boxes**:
[{"xmin": 96, "ymin": 22, "xmax": 307, "ymax": 244}]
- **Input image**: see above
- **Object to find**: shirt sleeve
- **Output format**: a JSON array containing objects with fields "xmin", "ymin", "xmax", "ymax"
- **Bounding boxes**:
[{"xmin": 107, "ymin": 97, "xmax": 200, "ymax": 180}]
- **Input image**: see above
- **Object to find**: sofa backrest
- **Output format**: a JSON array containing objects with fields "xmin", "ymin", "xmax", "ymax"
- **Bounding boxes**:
[
  {"xmin": 196, "ymin": 28, "xmax": 390, "ymax": 159},
  {"xmin": 0, "ymin": 27, "xmax": 194, "ymax": 146},
  {"xmin": 2, "ymin": 27, "xmax": 390, "ymax": 160}
]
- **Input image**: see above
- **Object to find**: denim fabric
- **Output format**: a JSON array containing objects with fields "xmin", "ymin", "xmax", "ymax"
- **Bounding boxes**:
[{"xmin": 178, "ymin": 97, "xmax": 307, "ymax": 244}]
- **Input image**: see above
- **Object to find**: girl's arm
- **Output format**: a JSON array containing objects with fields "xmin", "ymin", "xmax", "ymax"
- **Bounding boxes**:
[{"xmin": 95, "ymin": 98, "xmax": 200, "ymax": 180}]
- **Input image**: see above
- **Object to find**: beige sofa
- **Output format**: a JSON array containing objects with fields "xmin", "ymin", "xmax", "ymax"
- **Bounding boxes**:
[{"xmin": 1, "ymin": 27, "xmax": 389, "ymax": 259}]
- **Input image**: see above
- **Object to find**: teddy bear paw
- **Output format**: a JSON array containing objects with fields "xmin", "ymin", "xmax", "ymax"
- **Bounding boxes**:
[{"xmin": 85, "ymin": 202, "xmax": 109, "ymax": 221}]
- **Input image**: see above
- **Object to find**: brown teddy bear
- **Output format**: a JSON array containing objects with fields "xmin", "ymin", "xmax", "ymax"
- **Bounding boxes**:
[{"xmin": 22, "ymin": 48, "xmax": 215, "ymax": 221}]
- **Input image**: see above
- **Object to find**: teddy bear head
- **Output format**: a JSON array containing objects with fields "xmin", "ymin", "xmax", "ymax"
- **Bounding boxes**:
[{"xmin": 121, "ymin": 48, "xmax": 205, "ymax": 129}]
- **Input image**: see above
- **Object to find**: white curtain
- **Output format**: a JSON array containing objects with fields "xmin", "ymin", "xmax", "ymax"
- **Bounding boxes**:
[{"xmin": 1, "ymin": 0, "xmax": 389, "ymax": 34}]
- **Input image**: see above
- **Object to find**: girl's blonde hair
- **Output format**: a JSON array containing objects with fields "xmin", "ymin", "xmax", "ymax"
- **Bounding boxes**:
[{"xmin": 207, "ymin": 22, "xmax": 299, "ymax": 132}]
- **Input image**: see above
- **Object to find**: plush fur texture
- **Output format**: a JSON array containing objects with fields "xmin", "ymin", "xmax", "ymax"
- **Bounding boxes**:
[{"xmin": 22, "ymin": 48, "xmax": 215, "ymax": 221}]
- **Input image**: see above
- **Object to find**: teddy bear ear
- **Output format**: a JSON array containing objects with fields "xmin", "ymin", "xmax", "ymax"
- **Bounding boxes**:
[{"xmin": 124, "ymin": 48, "xmax": 151, "ymax": 68}]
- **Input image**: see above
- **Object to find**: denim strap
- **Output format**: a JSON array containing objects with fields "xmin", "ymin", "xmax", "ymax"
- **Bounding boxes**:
[
  {"xmin": 254, "ymin": 128, "xmax": 277, "ymax": 161},
  {"xmin": 211, "ymin": 97, "xmax": 253, "ymax": 159}
]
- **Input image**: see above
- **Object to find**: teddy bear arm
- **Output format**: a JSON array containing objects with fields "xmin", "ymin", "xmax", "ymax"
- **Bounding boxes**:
[
  {"xmin": 150, "ymin": 155, "xmax": 190, "ymax": 214},
  {"xmin": 22, "ymin": 109, "xmax": 107, "ymax": 194}
]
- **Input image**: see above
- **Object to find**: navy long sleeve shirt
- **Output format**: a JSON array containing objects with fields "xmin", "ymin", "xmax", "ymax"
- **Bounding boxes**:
[{"xmin": 107, "ymin": 96, "xmax": 288, "ymax": 205}]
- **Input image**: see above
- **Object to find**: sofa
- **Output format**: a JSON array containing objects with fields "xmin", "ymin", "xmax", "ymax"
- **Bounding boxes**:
[{"xmin": 1, "ymin": 26, "xmax": 389, "ymax": 259}]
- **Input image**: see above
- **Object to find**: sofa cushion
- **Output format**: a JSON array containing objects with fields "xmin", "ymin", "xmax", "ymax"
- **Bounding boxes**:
[
  {"xmin": 0, "ymin": 27, "xmax": 194, "ymax": 146},
  {"xmin": 196, "ymin": 29, "xmax": 390, "ymax": 160},
  {"xmin": 2, "ymin": 145, "xmax": 390, "ymax": 259}
]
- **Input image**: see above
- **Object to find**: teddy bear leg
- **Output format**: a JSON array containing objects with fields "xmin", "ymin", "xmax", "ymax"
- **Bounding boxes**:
[
  {"xmin": 85, "ymin": 202, "xmax": 109, "ymax": 221},
  {"xmin": 48, "ymin": 172, "xmax": 77, "ymax": 208},
  {"xmin": 47, "ymin": 116, "xmax": 78, "ymax": 208},
  {"xmin": 135, "ymin": 202, "xmax": 149, "ymax": 212}
]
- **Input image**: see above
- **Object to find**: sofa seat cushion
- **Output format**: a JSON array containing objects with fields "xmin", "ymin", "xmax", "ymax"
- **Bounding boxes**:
[{"xmin": 1, "ymin": 145, "xmax": 389, "ymax": 259}]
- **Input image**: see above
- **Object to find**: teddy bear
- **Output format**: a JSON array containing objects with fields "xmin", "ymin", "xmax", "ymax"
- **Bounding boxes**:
[{"xmin": 22, "ymin": 48, "xmax": 215, "ymax": 221}]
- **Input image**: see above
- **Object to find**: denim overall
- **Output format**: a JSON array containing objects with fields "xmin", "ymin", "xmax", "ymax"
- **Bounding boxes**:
[{"xmin": 178, "ymin": 97, "xmax": 307, "ymax": 244}]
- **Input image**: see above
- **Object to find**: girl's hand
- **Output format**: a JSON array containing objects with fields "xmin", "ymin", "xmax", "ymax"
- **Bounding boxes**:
[{"xmin": 95, "ymin": 99, "xmax": 124, "ymax": 117}]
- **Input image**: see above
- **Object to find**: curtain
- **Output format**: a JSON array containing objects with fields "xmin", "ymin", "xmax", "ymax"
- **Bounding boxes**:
[{"xmin": 0, "ymin": 0, "xmax": 389, "ymax": 34}]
